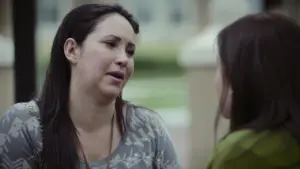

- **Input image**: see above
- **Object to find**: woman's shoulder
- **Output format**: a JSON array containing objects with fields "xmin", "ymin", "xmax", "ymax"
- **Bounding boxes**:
[
  {"xmin": 0, "ymin": 101, "xmax": 42, "ymax": 168},
  {"xmin": 126, "ymin": 103, "xmax": 164, "ymax": 125},
  {"xmin": 209, "ymin": 129, "xmax": 300, "ymax": 169},
  {"xmin": 0, "ymin": 100, "xmax": 42, "ymax": 143},
  {"xmin": 125, "ymin": 103, "xmax": 169, "ymax": 135},
  {"xmin": 1, "ymin": 100, "xmax": 40, "ymax": 125}
]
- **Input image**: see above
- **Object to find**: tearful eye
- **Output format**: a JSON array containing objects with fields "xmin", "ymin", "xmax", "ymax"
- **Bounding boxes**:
[
  {"xmin": 104, "ymin": 41, "xmax": 117, "ymax": 48},
  {"xmin": 126, "ymin": 45, "xmax": 135, "ymax": 57},
  {"xmin": 126, "ymin": 49, "xmax": 135, "ymax": 57}
]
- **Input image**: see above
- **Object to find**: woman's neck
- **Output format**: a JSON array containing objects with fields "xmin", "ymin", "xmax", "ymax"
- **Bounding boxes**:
[{"xmin": 69, "ymin": 84, "xmax": 115, "ymax": 132}]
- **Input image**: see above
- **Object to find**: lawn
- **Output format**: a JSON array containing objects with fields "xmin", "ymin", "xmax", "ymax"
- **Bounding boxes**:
[{"xmin": 123, "ymin": 76, "xmax": 188, "ymax": 109}]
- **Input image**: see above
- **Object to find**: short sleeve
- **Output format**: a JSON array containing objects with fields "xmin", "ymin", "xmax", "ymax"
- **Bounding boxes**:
[
  {"xmin": 0, "ymin": 102, "xmax": 41, "ymax": 169},
  {"xmin": 133, "ymin": 106, "xmax": 182, "ymax": 169},
  {"xmin": 152, "ymin": 114, "xmax": 182, "ymax": 169}
]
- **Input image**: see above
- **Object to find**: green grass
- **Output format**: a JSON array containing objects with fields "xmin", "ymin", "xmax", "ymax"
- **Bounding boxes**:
[
  {"xmin": 123, "ymin": 76, "xmax": 187, "ymax": 109},
  {"xmin": 127, "ymin": 92, "xmax": 186, "ymax": 109}
]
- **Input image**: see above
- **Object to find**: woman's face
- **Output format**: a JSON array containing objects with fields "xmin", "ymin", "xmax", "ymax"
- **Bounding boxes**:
[
  {"xmin": 214, "ymin": 58, "xmax": 232, "ymax": 119},
  {"xmin": 65, "ymin": 13, "xmax": 137, "ymax": 101}
]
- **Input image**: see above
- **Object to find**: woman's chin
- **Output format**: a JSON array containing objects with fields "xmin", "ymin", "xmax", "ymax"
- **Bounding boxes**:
[{"xmin": 100, "ymin": 86, "xmax": 122, "ymax": 99}]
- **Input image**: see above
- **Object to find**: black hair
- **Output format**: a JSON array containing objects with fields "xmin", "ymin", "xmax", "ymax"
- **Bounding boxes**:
[
  {"xmin": 37, "ymin": 3, "xmax": 139, "ymax": 169},
  {"xmin": 216, "ymin": 12, "xmax": 300, "ymax": 140}
]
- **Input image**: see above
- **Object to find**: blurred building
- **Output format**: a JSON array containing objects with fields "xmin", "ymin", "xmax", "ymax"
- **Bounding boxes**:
[{"xmin": 36, "ymin": 0, "xmax": 201, "ymax": 45}]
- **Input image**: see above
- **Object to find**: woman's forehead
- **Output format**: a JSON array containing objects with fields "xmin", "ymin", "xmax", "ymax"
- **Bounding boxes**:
[{"xmin": 90, "ymin": 13, "xmax": 136, "ymax": 42}]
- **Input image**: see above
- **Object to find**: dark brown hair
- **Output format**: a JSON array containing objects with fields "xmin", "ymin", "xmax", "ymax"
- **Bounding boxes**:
[
  {"xmin": 37, "ymin": 3, "xmax": 139, "ymax": 169},
  {"xmin": 217, "ymin": 12, "xmax": 300, "ymax": 139}
]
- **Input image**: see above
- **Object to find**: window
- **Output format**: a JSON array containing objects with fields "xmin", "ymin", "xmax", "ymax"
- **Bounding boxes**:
[
  {"xmin": 168, "ymin": 0, "xmax": 184, "ymax": 24},
  {"xmin": 135, "ymin": 0, "xmax": 153, "ymax": 24},
  {"xmin": 37, "ymin": 0, "xmax": 59, "ymax": 23}
]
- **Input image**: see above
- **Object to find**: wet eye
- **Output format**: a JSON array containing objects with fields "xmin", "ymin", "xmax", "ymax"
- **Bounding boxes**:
[
  {"xmin": 104, "ymin": 41, "xmax": 117, "ymax": 48},
  {"xmin": 126, "ymin": 45, "xmax": 135, "ymax": 57},
  {"xmin": 126, "ymin": 48, "xmax": 135, "ymax": 57}
]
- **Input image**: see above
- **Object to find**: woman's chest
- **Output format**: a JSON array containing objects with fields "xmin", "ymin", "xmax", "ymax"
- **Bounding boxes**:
[
  {"xmin": 80, "ymin": 152, "xmax": 157, "ymax": 169},
  {"xmin": 80, "ymin": 133, "xmax": 158, "ymax": 169}
]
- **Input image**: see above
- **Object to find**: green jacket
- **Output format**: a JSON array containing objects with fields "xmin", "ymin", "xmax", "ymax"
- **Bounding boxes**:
[{"xmin": 207, "ymin": 129, "xmax": 300, "ymax": 169}]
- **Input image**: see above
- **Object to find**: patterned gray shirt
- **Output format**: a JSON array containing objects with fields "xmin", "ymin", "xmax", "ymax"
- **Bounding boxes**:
[{"xmin": 0, "ymin": 101, "xmax": 181, "ymax": 169}]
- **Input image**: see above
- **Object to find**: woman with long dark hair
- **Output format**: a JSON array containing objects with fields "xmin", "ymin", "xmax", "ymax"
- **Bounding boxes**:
[
  {"xmin": 0, "ymin": 3, "xmax": 181, "ymax": 169},
  {"xmin": 208, "ymin": 12, "xmax": 300, "ymax": 169}
]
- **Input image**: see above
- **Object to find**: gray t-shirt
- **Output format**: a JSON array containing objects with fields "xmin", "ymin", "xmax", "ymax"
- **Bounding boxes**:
[{"xmin": 0, "ymin": 101, "xmax": 181, "ymax": 169}]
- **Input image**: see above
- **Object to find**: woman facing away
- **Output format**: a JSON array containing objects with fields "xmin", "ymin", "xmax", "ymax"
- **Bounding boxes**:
[
  {"xmin": 0, "ymin": 3, "xmax": 181, "ymax": 169},
  {"xmin": 208, "ymin": 12, "xmax": 300, "ymax": 169}
]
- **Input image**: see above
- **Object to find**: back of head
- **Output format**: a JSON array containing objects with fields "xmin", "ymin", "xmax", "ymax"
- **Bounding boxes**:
[
  {"xmin": 38, "ymin": 3, "xmax": 139, "ymax": 169},
  {"xmin": 217, "ymin": 12, "xmax": 300, "ymax": 138}
]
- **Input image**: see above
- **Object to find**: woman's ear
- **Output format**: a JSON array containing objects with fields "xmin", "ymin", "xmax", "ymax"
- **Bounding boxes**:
[{"xmin": 64, "ymin": 38, "xmax": 80, "ymax": 64}]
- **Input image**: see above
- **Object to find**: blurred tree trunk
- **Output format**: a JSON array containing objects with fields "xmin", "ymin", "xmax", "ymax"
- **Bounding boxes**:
[
  {"xmin": 0, "ymin": 0, "xmax": 11, "ymax": 37},
  {"xmin": 12, "ymin": 0, "xmax": 37, "ymax": 102},
  {"xmin": 282, "ymin": 0, "xmax": 300, "ymax": 22},
  {"xmin": 194, "ymin": 0, "xmax": 210, "ymax": 29},
  {"xmin": 0, "ymin": 0, "xmax": 14, "ymax": 115},
  {"xmin": 264, "ymin": 0, "xmax": 300, "ymax": 23}
]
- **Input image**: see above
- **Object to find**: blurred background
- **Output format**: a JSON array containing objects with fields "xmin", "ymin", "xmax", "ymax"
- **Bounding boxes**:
[{"xmin": 0, "ymin": 0, "xmax": 300, "ymax": 168}]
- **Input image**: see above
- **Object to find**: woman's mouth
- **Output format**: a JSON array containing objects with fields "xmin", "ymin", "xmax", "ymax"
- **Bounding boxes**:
[{"xmin": 106, "ymin": 71, "xmax": 125, "ymax": 82}]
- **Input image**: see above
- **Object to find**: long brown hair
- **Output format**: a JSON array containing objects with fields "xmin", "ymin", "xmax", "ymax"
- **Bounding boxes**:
[
  {"xmin": 216, "ymin": 12, "xmax": 300, "ymax": 140},
  {"xmin": 37, "ymin": 4, "xmax": 139, "ymax": 169}
]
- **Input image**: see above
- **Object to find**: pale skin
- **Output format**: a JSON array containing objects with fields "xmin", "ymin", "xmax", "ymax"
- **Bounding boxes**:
[
  {"xmin": 215, "ymin": 58, "xmax": 232, "ymax": 119},
  {"xmin": 64, "ymin": 13, "xmax": 137, "ymax": 162}
]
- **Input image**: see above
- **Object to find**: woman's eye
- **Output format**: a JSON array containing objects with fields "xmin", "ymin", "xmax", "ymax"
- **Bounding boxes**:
[
  {"xmin": 104, "ymin": 41, "xmax": 117, "ymax": 48},
  {"xmin": 126, "ymin": 49, "xmax": 135, "ymax": 57},
  {"xmin": 126, "ymin": 45, "xmax": 135, "ymax": 57}
]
